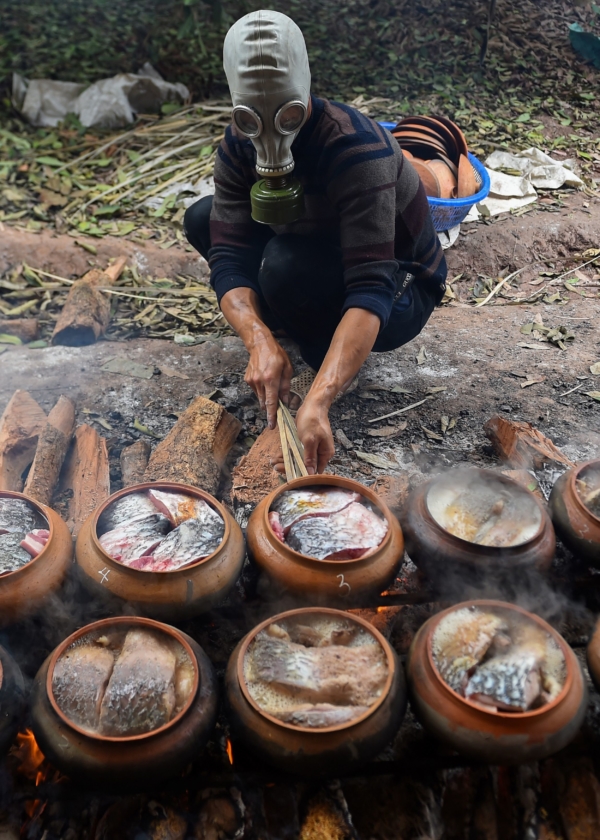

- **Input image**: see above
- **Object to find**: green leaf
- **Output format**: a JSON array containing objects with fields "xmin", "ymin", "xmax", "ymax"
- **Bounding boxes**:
[
  {"xmin": 34, "ymin": 156, "xmax": 63, "ymax": 166},
  {"xmin": 27, "ymin": 340, "xmax": 48, "ymax": 349},
  {"xmin": 515, "ymin": 113, "xmax": 530, "ymax": 122},
  {"xmin": 133, "ymin": 418, "xmax": 161, "ymax": 439},
  {"xmin": 0, "ymin": 334, "xmax": 22, "ymax": 345}
]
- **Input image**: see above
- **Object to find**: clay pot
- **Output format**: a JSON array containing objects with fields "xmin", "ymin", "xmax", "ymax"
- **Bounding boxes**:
[
  {"xmin": 407, "ymin": 600, "xmax": 587, "ymax": 764},
  {"xmin": 0, "ymin": 645, "xmax": 26, "ymax": 756},
  {"xmin": 225, "ymin": 607, "xmax": 407, "ymax": 776},
  {"xmin": 75, "ymin": 482, "xmax": 245, "ymax": 619},
  {"xmin": 402, "ymin": 469, "xmax": 555, "ymax": 586},
  {"xmin": 412, "ymin": 160, "xmax": 441, "ymax": 197},
  {"xmin": 427, "ymin": 159, "xmax": 458, "ymax": 199},
  {"xmin": 549, "ymin": 461, "xmax": 600, "ymax": 566},
  {"xmin": 31, "ymin": 616, "xmax": 218, "ymax": 790},
  {"xmin": 246, "ymin": 475, "xmax": 404, "ymax": 606},
  {"xmin": 0, "ymin": 490, "xmax": 73, "ymax": 626}
]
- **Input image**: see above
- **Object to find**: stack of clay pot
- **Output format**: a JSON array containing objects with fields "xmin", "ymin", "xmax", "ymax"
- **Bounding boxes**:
[{"xmin": 392, "ymin": 115, "xmax": 478, "ymax": 199}]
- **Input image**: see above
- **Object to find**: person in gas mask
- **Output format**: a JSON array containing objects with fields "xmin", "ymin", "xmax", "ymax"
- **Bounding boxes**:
[{"xmin": 184, "ymin": 10, "xmax": 447, "ymax": 475}]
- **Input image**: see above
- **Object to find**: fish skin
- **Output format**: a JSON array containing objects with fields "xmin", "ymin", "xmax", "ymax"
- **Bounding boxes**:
[
  {"xmin": 434, "ymin": 609, "xmax": 508, "ymax": 694},
  {"xmin": 274, "ymin": 703, "xmax": 370, "ymax": 728},
  {"xmin": 53, "ymin": 644, "xmax": 115, "ymax": 731},
  {"xmin": 271, "ymin": 487, "xmax": 361, "ymax": 534},
  {"xmin": 99, "ymin": 514, "xmax": 170, "ymax": 563},
  {"xmin": 147, "ymin": 489, "xmax": 212, "ymax": 526},
  {"xmin": 133, "ymin": 514, "xmax": 225, "ymax": 572},
  {"xmin": 99, "ymin": 493, "xmax": 157, "ymax": 531},
  {"xmin": 286, "ymin": 501, "xmax": 388, "ymax": 560},
  {"xmin": 0, "ymin": 532, "xmax": 33, "ymax": 575},
  {"xmin": 465, "ymin": 652, "xmax": 542, "ymax": 711},
  {"xmin": 0, "ymin": 498, "xmax": 43, "ymax": 536},
  {"xmin": 20, "ymin": 528, "xmax": 50, "ymax": 558}
]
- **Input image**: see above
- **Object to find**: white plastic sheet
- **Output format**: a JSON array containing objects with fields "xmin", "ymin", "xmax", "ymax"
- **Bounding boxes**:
[{"xmin": 13, "ymin": 63, "xmax": 190, "ymax": 129}]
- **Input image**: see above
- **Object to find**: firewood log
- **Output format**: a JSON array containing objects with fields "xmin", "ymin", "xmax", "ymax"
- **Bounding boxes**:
[
  {"xmin": 24, "ymin": 396, "xmax": 76, "ymax": 506},
  {"xmin": 120, "ymin": 440, "xmax": 151, "ymax": 487},
  {"xmin": 0, "ymin": 390, "xmax": 47, "ymax": 491},
  {"xmin": 62, "ymin": 424, "xmax": 110, "ymax": 535},
  {"xmin": 0, "ymin": 318, "xmax": 39, "ymax": 342},
  {"xmin": 51, "ymin": 256, "xmax": 127, "ymax": 347},
  {"xmin": 232, "ymin": 427, "xmax": 283, "ymax": 506},
  {"xmin": 143, "ymin": 395, "xmax": 242, "ymax": 495},
  {"xmin": 484, "ymin": 415, "xmax": 574, "ymax": 470}
]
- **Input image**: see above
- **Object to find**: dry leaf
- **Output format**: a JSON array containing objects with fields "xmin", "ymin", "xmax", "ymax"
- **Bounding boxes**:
[
  {"xmin": 159, "ymin": 365, "xmax": 190, "ymax": 380},
  {"xmin": 441, "ymin": 415, "xmax": 449, "ymax": 433},
  {"xmin": 354, "ymin": 451, "xmax": 397, "ymax": 469},
  {"xmin": 521, "ymin": 377, "xmax": 545, "ymax": 388},
  {"xmin": 590, "ymin": 362, "xmax": 600, "ymax": 375},
  {"xmin": 367, "ymin": 421, "xmax": 407, "ymax": 437},
  {"xmin": 416, "ymin": 346, "xmax": 427, "ymax": 365},
  {"xmin": 422, "ymin": 425, "xmax": 444, "ymax": 441},
  {"xmin": 133, "ymin": 418, "xmax": 161, "ymax": 438},
  {"xmin": 586, "ymin": 392, "xmax": 600, "ymax": 402}
]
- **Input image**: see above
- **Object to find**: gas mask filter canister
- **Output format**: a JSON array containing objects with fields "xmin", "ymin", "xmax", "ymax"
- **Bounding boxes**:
[{"xmin": 223, "ymin": 11, "xmax": 310, "ymax": 225}]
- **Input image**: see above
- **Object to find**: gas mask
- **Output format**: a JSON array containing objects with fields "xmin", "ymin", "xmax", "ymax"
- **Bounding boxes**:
[{"xmin": 223, "ymin": 10, "xmax": 311, "ymax": 225}]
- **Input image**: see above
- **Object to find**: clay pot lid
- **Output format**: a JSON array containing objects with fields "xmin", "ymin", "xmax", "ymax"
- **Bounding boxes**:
[
  {"xmin": 411, "ymin": 160, "xmax": 441, "ymax": 197},
  {"xmin": 0, "ymin": 490, "xmax": 53, "ymax": 579},
  {"xmin": 425, "ymin": 599, "xmax": 573, "ymax": 720},
  {"xmin": 427, "ymin": 159, "xmax": 458, "ymax": 199},
  {"xmin": 237, "ymin": 607, "xmax": 396, "ymax": 734},
  {"xmin": 91, "ymin": 481, "xmax": 230, "ymax": 576},
  {"xmin": 264, "ymin": 474, "xmax": 394, "ymax": 566},
  {"xmin": 570, "ymin": 460, "xmax": 600, "ymax": 526},
  {"xmin": 424, "ymin": 468, "xmax": 546, "ymax": 551},
  {"xmin": 394, "ymin": 131, "xmax": 449, "ymax": 155},
  {"xmin": 457, "ymin": 153, "xmax": 478, "ymax": 198},
  {"xmin": 394, "ymin": 116, "xmax": 460, "ymax": 164},
  {"xmin": 431, "ymin": 114, "xmax": 469, "ymax": 159},
  {"xmin": 46, "ymin": 616, "xmax": 200, "ymax": 743}
]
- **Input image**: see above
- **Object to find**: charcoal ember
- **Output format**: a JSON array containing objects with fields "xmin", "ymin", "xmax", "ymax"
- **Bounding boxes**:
[
  {"xmin": 52, "ymin": 644, "xmax": 115, "ymax": 731},
  {"xmin": 0, "ymin": 532, "xmax": 34, "ymax": 575},
  {"xmin": 98, "ymin": 629, "xmax": 177, "ymax": 736}
]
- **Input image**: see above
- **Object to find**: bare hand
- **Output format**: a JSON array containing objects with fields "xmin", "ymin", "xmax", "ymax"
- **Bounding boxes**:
[
  {"xmin": 295, "ymin": 399, "xmax": 335, "ymax": 475},
  {"xmin": 244, "ymin": 337, "xmax": 293, "ymax": 429}
]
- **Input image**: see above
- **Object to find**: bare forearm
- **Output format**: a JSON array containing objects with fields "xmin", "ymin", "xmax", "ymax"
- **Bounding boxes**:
[
  {"xmin": 308, "ymin": 308, "xmax": 381, "ymax": 408},
  {"xmin": 220, "ymin": 287, "xmax": 273, "ymax": 351}
]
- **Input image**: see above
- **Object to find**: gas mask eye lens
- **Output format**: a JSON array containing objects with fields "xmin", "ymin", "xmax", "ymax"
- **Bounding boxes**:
[
  {"xmin": 275, "ymin": 102, "xmax": 306, "ymax": 135},
  {"xmin": 233, "ymin": 106, "xmax": 262, "ymax": 138}
]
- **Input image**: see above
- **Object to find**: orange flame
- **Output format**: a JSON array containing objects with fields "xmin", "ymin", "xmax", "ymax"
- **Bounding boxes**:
[
  {"xmin": 226, "ymin": 738, "xmax": 234, "ymax": 765},
  {"xmin": 14, "ymin": 730, "xmax": 46, "ymax": 782}
]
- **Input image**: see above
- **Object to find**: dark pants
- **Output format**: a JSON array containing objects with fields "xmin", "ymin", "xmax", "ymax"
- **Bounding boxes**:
[{"xmin": 184, "ymin": 195, "xmax": 440, "ymax": 370}]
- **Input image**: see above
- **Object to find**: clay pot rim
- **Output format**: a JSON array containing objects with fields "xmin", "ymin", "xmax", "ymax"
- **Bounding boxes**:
[
  {"xmin": 237, "ymin": 606, "xmax": 395, "ymax": 734},
  {"xmin": 567, "ymin": 460, "xmax": 600, "ymax": 527},
  {"xmin": 425, "ymin": 599, "xmax": 573, "ymax": 720},
  {"xmin": 91, "ymin": 481, "xmax": 230, "ymax": 576},
  {"xmin": 0, "ymin": 658, "xmax": 3, "ymax": 692},
  {"xmin": 46, "ymin": 615, "xmax": 200, "ymax": 743},
  {"xmin": 423, "ymin": 468, "xmax": 547, "ymax": 555},
  {"xmin": 0, "ymin": 490, "xmax": 54, "ymax": 580},
  {"xmin": 262, "ymin": 474, "xmax": 394, "ymax": 567}
]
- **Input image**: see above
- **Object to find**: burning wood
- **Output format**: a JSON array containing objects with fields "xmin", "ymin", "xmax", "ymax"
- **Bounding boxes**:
[
  {"xmin": 24, "ymin": 395, "xmax": 76, "ymax": 506},
  {"xmin": 231, "ymin": 427, "xmax": 282, "ymax": 506},
  {"xmin": 120, "ymin": 440, "xmax": 151, "ymax": 487},
  {"xmin": 143, "ymin": 395, "xmax": 242, "ymax": 495},
  {"xmin": 62, "ymin": 424, "xmax": 110, "ymax": 535},
  {"xmin": 0, "ymin": 318, "xmax": 38, "ymax": 342},
  {"xmin": 51, "ymin": 256, "xmax": 127, "ymax": 346},
  {"xmin": 372, "ymin": 474, "xmax": 410, "ymax": 519},
  {"xmin": 484, "ymin": 415, "xmax": 575, "ymax": 470},
  {"xmin": 0, "ymin": 390, "xmax": 47, "ymax": 492}
]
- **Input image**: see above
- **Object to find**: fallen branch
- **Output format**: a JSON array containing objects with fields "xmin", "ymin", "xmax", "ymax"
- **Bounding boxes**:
[
  {"xmin": 24, "ymin": 396, "xmax": 76, "ymax": 505},
  {"xmin": 368, "ymin": 396, "xmax": 434, "ymax": 424},
  {"xmin": 474, "ymin": 267, "xmax": 526, "ymax": 308},
  {"xmin": 143, "ymin": 395, "xmax": 242, "ymax": 495},
  {"xmin": 62, "ymin": 424, "xmax": 110, "ymax": 535},
  {"xmin": 52, "ymin": 257, "xmax": 127, "ymax": 346},
  {"xmin": 0, "ymin": 390, "xmax": 47, "ymax": 491},
  {"xmin": 120, "ymin": 440, "xmax": 151, "ymax": 487}
]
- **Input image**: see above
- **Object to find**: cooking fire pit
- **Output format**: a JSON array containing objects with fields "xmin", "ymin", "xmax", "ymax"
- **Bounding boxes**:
[
  {"xmin": 246, "ymin": 475, "xmax": 404, "ymax": 605},
  {"xmin": 407, "ymin": 599, "xmax": 586, "ymax": 764},
  {"xmin": 75, "ymin": 482, "xmax": 245, "ymax": 619},
  {"xmin": 0, "ymin": 490, "xmax": 73, "ymax": 625},
  {"xmin": 402, "ymin": 469, "xmax": 555, "ymax": 584},
  {"xmin": 550, "ymin": 459, "xmax": 600, "ymax": 565},
  {"xmin": 225, "ymin": 607, "xmax": 407, "ymax": 776},
  {"xmin": 30, "ymin": 616, "xmax": 218, "ymax": 790}
]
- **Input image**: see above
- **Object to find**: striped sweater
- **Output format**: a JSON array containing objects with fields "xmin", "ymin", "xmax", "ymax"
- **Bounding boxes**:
[{"xmin": 209, "ymin": 95, "xmax": 446, "ymax": 327}]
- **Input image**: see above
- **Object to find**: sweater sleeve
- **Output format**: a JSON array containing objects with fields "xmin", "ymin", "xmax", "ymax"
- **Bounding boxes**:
[{"xmin": 208, "ymin": 129, "xmax": 264, "ymax": 303}]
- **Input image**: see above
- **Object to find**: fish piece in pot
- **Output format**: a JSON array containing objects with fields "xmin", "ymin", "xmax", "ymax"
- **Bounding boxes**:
[
  {"xmin": 52, "ymin": 644, "xmax": 115, "ymax": 732},
  {"xmin": 286, "ymin": 502, "xmax": 388, "ymax": 560},
  {"xmin": 274, "ymin": 703, "xmax": 370, "ymax": 727},
  {"xmin": 99, "ymin": 514, "xmax": 170, "ymax": 564},
  {"xmin": 147, "ymin": 489, "xmax": 216, "ymax": 527},
  {"xmin": 0, "ymin": 497, "xmax": 41, "ymax": 536},
  {"xmin": 131, "ymin": 515, "xmax": 225, "ymax": 572},
  {"xmin": 248, "ymin": 635, "xmax": 387, "ymax": 707},
  {"xmin": 0, "ymin": 532, "xmax": 34, "ymax": 575},
  {"xmin": 465, "ymin": 650, "xmax": 543, "ymax": 712},
  {"xmin": 98, "ymin": 629, "xmax": 177, "ymax": 736},
  {"xmin": 432, "ymin": 608, "xmax": 508, "ymax": 694},
  {"xmin": 271, "ymin": 488, "xmax": 361, "ymax": 534},
  {"xmin": 98, "ymin": 493, "xmax": 157, "ymax": 531}
]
